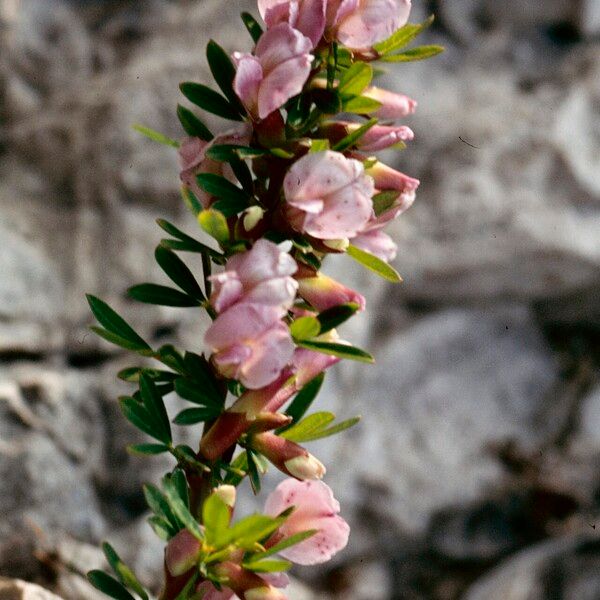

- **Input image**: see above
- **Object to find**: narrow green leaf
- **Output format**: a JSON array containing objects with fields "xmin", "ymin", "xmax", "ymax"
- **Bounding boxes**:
[
  {"xmin": 175, "ymin": 378, "xmax": 221, "ymax": 407},
  {"xmin": 87, "ymin": 571, "xmax": 136, "ymax": 600},
  {"xmin": 207, "ymin": 40, "xmax": 246, "ymax": 114},
  {"xmin": 298, "ymin": 416, "xmax": 361, "ymax": 441},
  {"xmin": 373, "ymin": 15, "xmax": 435, "ymax": 55},
  {"xmin": 120, "ymin": 396, "xmax": 168, "ymax": 444},
  {"xmin": 102, "ymin": 543, "xmax": 149, "ymax": 600},
  {"xmin": 372, "ymin": 190, "xmax": 401, "ymax": 217},
  {"xmin": 144, "ymin": 484, "xmax": 181, "ymax": 533},
  {"xmin": 87, "ymin": 295, "xmax": 152, "ymax": 352},
  {"xmin": 296, "ymin": 340, "xmax": 374, "ymax": 363},
  {"xmin": 163, "ymin": 476, "xmax": 204, "ymax": 541},
  {"xmin": 198, "ymin": 209, "xmax": 230, "ymax": 244},
  {"xmin": 342, "ymin": 96, "xmax": 382, "ymax": 114},
  {"xmin": 333, "ymin": 117, "xmax": 378, "ymax": 152},
  {"xmin": 228, "ymin": 514, "xmax": 284, "ymax": 549},
  {"xmin": 132, "ymin": 124, "xmax": 179, "ymax": 148},
  {"xmin": 290, "ymin": 316, "xmax": 321, "ymax": 342},
  {"xmin": 170, "ymin": 469, "xmax": 190, "ymax": 509},
  {"xmin": 127, "ymin": 443, "xmax": 170, "ymax": 456},
  {"xmin": 90, "ymin": 327, "xmax": 152, "ymax": 355},
  {"xmin": 173, "ymin": 407, "xmax": 220, "ymax": 425},
  {"xmin": 196, "ymin": 173, "xmax": 250, "ymax": 216},
  {"xmin": 338, "ymin": 62, "xmax": 373, "ymax": 96},
  {"xmin": 155, "ymin": 246, "xmax": 205, "ymax": 301},
  {"xmin": 246, "ymin": 450, "xmax": 261, "ymax": 495},
  {"xmin": 157, "ymin": 344, "xmax": 186, "ymax": 374},
  {"xmin": 128, "ymin": 283, "xmax": 201, "ymax": 307},
  {"xmin": 284, "ymin": 374, "xmax": 324, "ymax": 427},
  {"xmin": 148, "ymin": 516, "xmax": 174, "ymax": 540},
  {"xmin": 241, "ymin": 12, "xmax": 263, "ymax": 43},
  {"xmin": 203, "ymin": 493, "xmax": 231, "ymax": 546},
  {"xmin": 249, "ymin": 530, "xmax": 317, "ymax": 560},
  {"xmin": 156, "ymin": 219, "xmax": 223, "ymax": 259},
  {"xmin": 183, "ymin": 352, "xmax": 225, "ymax": 402},
  {"xmin": 243, "ymin": 559, "xmax": 292, "ymax": 573},
  {"xmin": 346, "ymin": 244, "xmax": 402, "ymax": 283},
  {"xmin": 176, "ymin": 104, "xmax": 213, "ymax": 140},
  {"xmin": 380, "ymin": 45, "xmax": 444, "ymax": 62},
  {"xmin": 310, "ymin": 139, "xmax": 330, "ymax": 153},
  {"xmin": 180, "ymin": 82, "xmax": 243, "ymax": 121},
  {"xmin": 280, "ymin": 412, "xmax": 335, "ymax": 442},
  {"xmin": 317, "ymin": 303, "xmax": 360, "ymax": 334},
  {"xmin": 140, "ymin": 374, "xmax": 172, "ymax": 445}
]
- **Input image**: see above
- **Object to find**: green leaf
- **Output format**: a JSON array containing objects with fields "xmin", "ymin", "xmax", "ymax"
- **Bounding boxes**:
[
  {"xmin": 157, "ymin": 344, "xmax": 186, "ymax": 374},
  {"xmin": 243, "ymin": 559, "xmax": 292, "ymax": 573},
  {"xmin": 87, "ymin": 295, "xmax": 152, "ymax": 353},
  {"xmin": 373, "ymin": 15, "xmax": 435, "ymax": 55},
  {"xmin": 87, "ymin": 571, "xmax": 136, "ymax": 600},
  {"xmin": 118, "ymin": 366, "xmax": 177, "ymax": 383},
  {"xmin": 317, "ymin": 303, "xmax": 360, "ymax": 334},
  {"xmin": 90, "ymin": 327, "xmax": 153, "ymax": 355},
  {"xmin": 196, "ymin": 173, "xmax": 250, "ymax": 216},
  {"xmin": 284, "ymin": 373, "xmax": 324, "ymax": 427},
  {"xmin": 120, "ymin": 396, "xmax": 169, "ymax": 444},
  {"xmin": 380, "ymin": 45, "xmax": 444, "ymax": 62},
  {"xmin": 156, "ymin": 219, "xmax": 223, "ymax": 259},
  {"xmin": 290, "ymin": 316, "xmax": 321, "ymax": 341},
  {"xmin": 175, "ymin": 377, "xmax": 221, "ymax": 407},
  {"xmin": 127, "ymin": 443, "xmax": 170, "ymax": 456},
  {"xmin": 163, "ymin": 475, "xmax": 204, "ymax": 541},
  {"xmin": 203, "ymin": 493, "xmax": 231, "ymax": 546},
  {"xmin": 183, "ymin": 352, "xmax": 225, "ymax": 402},
  {"xmin": 241, "ymin": 12, "xmax": 263, "ymax": 43},
  {"xmin": 249, "ymin": 530, "xmax": 317, "ymax": 560},
  {"xmin": 338, "ymin": 62, "xmax": 373, "ymax": 96},
  {"xmin": 298, "ymin": 416, "xmax": 361, "ymax": 441},
  {"xmin": 128, "ymin": 284, "xmax": 201, "ymax": 307},
  {"xmin": 227, "ymin": 514, "xmax": 284, "ymax": 549},
  {"xmin": 144, "ymin": 484, "xmax": 181, "ymax": 533},
  {"xmin": 206, "ymin": 144, "xmax": 268, "ymax": 162},
  {"xmin": 280, "ymin": 412, "xmax": 335, "ymax": 442},
  {"xmin": 140, "ymin": 374, "xmax": 172, "ymax": 444},
  {"xmin": 155, "ymin": 246, "xmax": 205, "ymax": 301},
  {"xmin": 102, "ymin": 543, "xmax": 149, "ymax": 600},
  {"xmin": 346, "ymin": 244, "xmax": 403, "ymax": 283},
  {"xmin": 198, "ymin": 209, "xmax": 230, "ymax": 244},
  {"xmin": 176, "ymin": 104, "xmax": 213, "ymax": 140},
  {"xmin": 342, "ymin": 95, "xmax": 382, "ymax": 114},
  {"xmin": 180, "ymin": 82, "xmax": 243, "ymax": 121},
  {"xmin": 246, "ymin": 450, "xmax": 261, "ymax": 495},
  {"xmin": 207, "ymin": 40, "xmax": 246, "ymax": 114},
  {"xmin": 372, "ymin": 190, "xmax": 401, "ymax": 217},
  {"xmin": 173, "ymin": 407, "xmax": 220, "ymax": 425},
  {"xmin": 181, "ymin": 187, "xmax": 203, "ymax": 217},
  {"xmin": 148, "ymin": 515, "xmax": 174, "ymax": 541},
  {"xmin": 171, "ymin": 469, "xmax": 190, "ymax": 509},
  {"xmin": 132, "ymin": 124, "xmax": 179, "ymax": 148},
  {"xmin": 310, "ymin": 139, "xmax": 330, "ymax": 153},
  {"xmin": 296, "ymin": 340, "xmax": 374, "ymax": 363},
  {"xmin": 333, "ymin": 117, "xmax": 378, "ymax": 152}
]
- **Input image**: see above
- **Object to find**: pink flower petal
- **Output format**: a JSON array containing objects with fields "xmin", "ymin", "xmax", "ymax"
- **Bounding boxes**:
[
  {"xmin": 352, "ymin": 230, "xmax": 398, "ymax": 262},
  {"xmin": 363, "ymin": 86, "xmax": 417, "ymax": 119},
  {"xmin": 232, "ymin": 53, "xmax": 263, "ymax": 117},
  {"xmin": 264, "ymin": 479, "xmax": 350, "ymax": 565}
]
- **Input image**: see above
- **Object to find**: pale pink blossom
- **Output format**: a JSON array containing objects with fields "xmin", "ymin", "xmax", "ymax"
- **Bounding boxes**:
[
  {"xmin": 327, "ymin": 0, "xmax": 412, "ymax": 49},
  {"xmin": 179, "ymin": 125, "xmax": 252, "ymax": 208},
  {"xmin": 324, "ymin": 121, "xmax": 414, "ymax": 151},
  {"xmin": 258, "ymin": 0, "xmax": 327, "ymax": 47},
  {"xmin": 210, "ymin": 240, "xmax": 298, "ymax": 314},
  {"xmin": 195, "ymin": 574, "xmax": 289, "ymax": 600},
  {"xmin": 363, "ymin": 86, "xmax": 418, "ymax": 119},
  {"xmin": 351, "ymin": 229, "xmax": 397, "ymax": 262},
  {"xmin": 366, "ymin": 161, "xmax": 419, "ymax": 215},
  {"xmin": 233, "ymin": 23, "xmax": 313, "ymax": 120},
  {"xmin": 205, "ymin": 304, "xmax": 295, "ymax": 389},
  {"xmin": 297, "ymin": 271, "xmax": 366, "ymax": 312},
  {"xmin": 284, "ymin": 151, "xmax": 375, "ymax": 240},
  {"xmin": 293, "ymin": 347, "xmax": 340, "ymax": 387},
  {"xmin": 264, "ymin": 479, "xmax": 350, "ymax": 565}
]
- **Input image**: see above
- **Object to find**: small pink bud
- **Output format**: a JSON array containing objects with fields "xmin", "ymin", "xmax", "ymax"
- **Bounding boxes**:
[
  {"xmin": 363, "ymin": 86, "xmax": 418, "ymax": 119},
  {"xmin": 296, "ymin": 271, "xmax": 366, "ymax": 312},
  {"xmin": 284, "ymin": 454, "xmax": 326, "ymax": 480},
  {"xmin": 165, "ymin": 529, "xmax": 202, "ymax": 576}
]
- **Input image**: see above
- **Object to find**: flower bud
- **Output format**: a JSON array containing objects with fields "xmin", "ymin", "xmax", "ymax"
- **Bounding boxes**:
[
  {"xmin": 213, "ymin": 484, "xmax": 237, "ymax": 508},
  {"xmin": 165, "ymin": 529, "xmax": 202, "ymax": 576},
  {"xmin": 243, "ymin": 206, "xmax": 266, "ymax": 232},
  {"xmin": 246, "ymin": 586, "xmax": 287, "ymax": 600},
  {"xmin": 296, "ymin": 271, "xmax": 366, "ymax": 312},
  {"xmin": 363, "ymin": 86, "xmax": 417, "ymax": 119},
  {"xmin": 284, "ymin": 454, "xmax": 326, "ymax": 481}
]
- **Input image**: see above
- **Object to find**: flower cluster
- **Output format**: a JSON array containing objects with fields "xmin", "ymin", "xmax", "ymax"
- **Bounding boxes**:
[{"xmin": 86, "ymin": 2, "xmax": 441, "ymax": 599}]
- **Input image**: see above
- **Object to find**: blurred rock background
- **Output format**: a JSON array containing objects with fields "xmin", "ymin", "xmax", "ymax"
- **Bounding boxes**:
[{"xmin": 0, "ymin": 0, "xmax": 599, "ymax": 598}]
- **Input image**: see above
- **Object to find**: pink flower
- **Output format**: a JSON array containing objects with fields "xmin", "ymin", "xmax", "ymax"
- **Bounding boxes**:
[
  {"xmin": 258, "ymin": 0, "xmax": 327, "ymax": 47},
  {"xmin": 284, "ymin": 151, "xmax": 375, "ymax": 240},
  {"xmin": 205, "ymin": 304, "xmax": 295, "ymax": 389},
  {"xmin": 363, "ymin": 86, "xmax": 417, "ymax": 119},
  {"xmin": 293, "ymin": 347, "xmax": 340, "ymax": 387},
  {"xmin": 351, "ymin": 229, "xmax": 397, "ymax": 262},
  {"xmin": 296, "ymin": 271, "xmax": 366, "ymax": 312},
  {"xmin": 264, "ymin": 479, "xmax": 350, "ymax": 565},
  {"xmin": 195, "ymin": 575, "xmax": 289, "ymax": 600},
  {"xmin": 179, "ymin": 126, "xmax": 252, "ymax": 208},
  {"xmin": 327, "ymin": 0, "xmax": 412, "ymax": 49},
  {"xmin": 210, "ymin": 240, "xmax": 298, "ymax": 314},
  {"xmin": 324, "ymin": 121, "xmax": 414, "ymax": 152},
  {"xmin": 233, "ymin": 23, "xmax": 313, "ymax": 120},
  {"xmin": 366, "ymin": 161, "xmax": 419, "ymax": 210}
]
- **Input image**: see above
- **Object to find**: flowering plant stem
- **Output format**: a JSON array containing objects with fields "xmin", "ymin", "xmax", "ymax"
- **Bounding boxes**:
[{"xmin": 86, "ymin": 2, "xmax": 442, "ymax": 599}]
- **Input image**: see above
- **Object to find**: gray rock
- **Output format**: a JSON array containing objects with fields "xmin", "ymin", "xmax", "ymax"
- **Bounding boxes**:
[
  {"xmin": 464, "ymin": 536, "xmax": 600, "ymax": 600},
  {"xmin": 0, "ymin": 578, "xmax": 64, "ymax": 600}
]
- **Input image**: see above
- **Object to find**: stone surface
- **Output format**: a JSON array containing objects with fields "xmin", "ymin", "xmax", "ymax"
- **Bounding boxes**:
[{"xmin": 0, "ymin": 578, "xmax": 64, "ymax": 600}]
